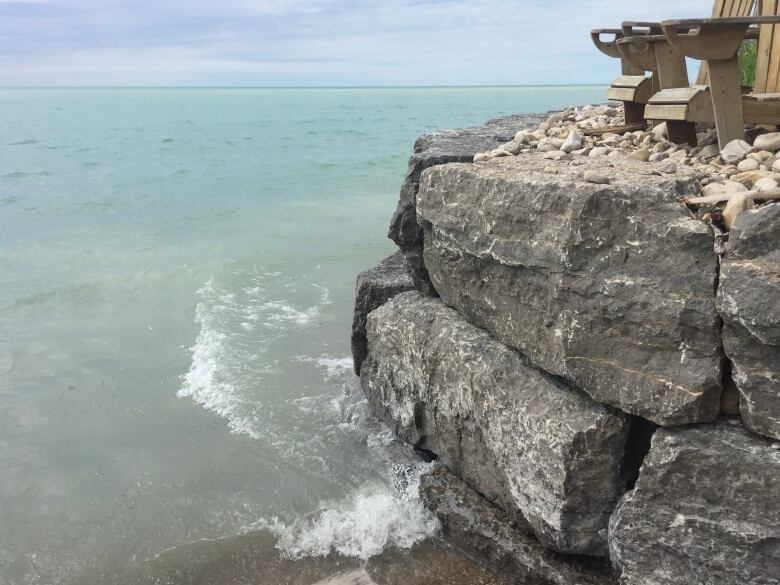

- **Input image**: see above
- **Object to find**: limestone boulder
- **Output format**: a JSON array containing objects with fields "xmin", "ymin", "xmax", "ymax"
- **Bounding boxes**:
[
  {"xmin": 609, "ymin": 424, "xmax": 780, "ymax": 585},
  {"xmin": 351, "ymin": 251, "xmax": 414, "ymax": 375},
  {"xmin": 360, "ymin": 291, "xmax": 631, "ymax": 556},
  {"xmin": 416, "ymin": 155, "xmax": 723, "ymax": 426},
  {"xmin": 717, "ymin": 203, "xmax": 780, "ymax": 440},
  {"xmin": 387, "ymin": 114, "xmax": 543, "ymax": 293},
  {"xmin": 420, "ymin": 467, "xmax": 618, "ymax": 585}
]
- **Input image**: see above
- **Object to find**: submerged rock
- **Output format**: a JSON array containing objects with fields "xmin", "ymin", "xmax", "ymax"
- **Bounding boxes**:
[
  {"xmin": 609, "ymin": 424, "xmax": 780, "ymax": 585},
  {"xmin": 351, "ymin": 252, "xmax": 414, "ymax": 375},
  {"xmin": 387, "ymin": 114, "xmax": 544, "ymax": 293},
  {"xmin": 419, "ymin": 466, "xmax": 618, "ymax": 585},
  {"xmin": 360, "ymin": 291, "xmax": 630, "ymax": 556},
  {"xmin": 416, "ymin": 155, "xmax": 723, "ymax": 426},
  {"xmin": 717, "ymin": 203, "xmax": 780, "ymax": 440}
]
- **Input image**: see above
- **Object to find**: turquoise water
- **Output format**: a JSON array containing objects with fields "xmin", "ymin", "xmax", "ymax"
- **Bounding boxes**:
[{"xmin": 0, "ymin": 86, "xmax": 606, "ymax": 584}]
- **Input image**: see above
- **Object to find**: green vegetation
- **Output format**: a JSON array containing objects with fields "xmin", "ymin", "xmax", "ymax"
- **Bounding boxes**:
[{"xmin": 740, "ymin": 40, "xmax": 757, "ymax": 87}]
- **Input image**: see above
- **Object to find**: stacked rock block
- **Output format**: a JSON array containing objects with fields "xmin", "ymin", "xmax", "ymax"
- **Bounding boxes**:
[{"xmin": 352, "ymin": 113, "xmax": 780, "ymax": 585}]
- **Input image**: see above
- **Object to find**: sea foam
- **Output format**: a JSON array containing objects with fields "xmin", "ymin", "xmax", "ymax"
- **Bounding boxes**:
[{"xmin": 259, "ymin": 460, "xmax": 438, "ymax": 561}]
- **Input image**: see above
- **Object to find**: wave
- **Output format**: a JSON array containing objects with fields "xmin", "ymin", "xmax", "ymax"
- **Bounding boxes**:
[
  {"xmin": 257, "ymin": 460, "xmax": 438, "ymax": 561},
  {"xmin": 177, "ymin": 266, "xmax": 332, "ymax": 439}
]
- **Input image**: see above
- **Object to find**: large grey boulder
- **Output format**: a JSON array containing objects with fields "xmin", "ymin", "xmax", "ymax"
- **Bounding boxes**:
[
  {"xmin": 717, "ymin": 203, "xmax": 780, "ymax": 440},
  {"xmin": 351, "ymin": 251, "xmax": 414, "ymax": 375},
  {"xmin": 388, "ymin": 114, "xmax": 544, "ymax": 293},
  {"xmin": 609, "ymin": 424, "xmax": 780, "ymax": 585},
  {"xmin": 420, "ymin": 466, "xmax": 617, "ymax": 585},
  {"xmin": 360, "ymin": 291, "xmax": 630, "ymax": 556},
  {"xmin": 417, "ymin": 154, "xmax": 723, "ymax": 426}
]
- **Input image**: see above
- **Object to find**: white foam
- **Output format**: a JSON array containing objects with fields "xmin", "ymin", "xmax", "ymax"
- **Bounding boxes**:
[
  {"xmin": 316, "ymin": 356, "xmax": 354, "ymax": 380},
  {"xmin": 260, "ymin": 461, "xmax": 439, "ymax": 561},
  {"xmin": 177, "ymin": 270, "xmax": 332, "ymax": 439}
]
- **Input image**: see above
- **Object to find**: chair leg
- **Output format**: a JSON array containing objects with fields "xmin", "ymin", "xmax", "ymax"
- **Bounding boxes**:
[
  {"xmin": 707, "ymin": 57, "xmax": 745, "ymax": 149},
  {"xmin": 624, "ymin": 101, "xmax": 645, "ymax": 125},
  {"xmin": 667, "ymin": 121, "xmax": 697, "ymax": 146}
]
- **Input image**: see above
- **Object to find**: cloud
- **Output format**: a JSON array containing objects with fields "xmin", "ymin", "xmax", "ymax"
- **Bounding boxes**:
[{"xmin": 0, "ymin": 0, "xmax": 713, "ymax": 86}]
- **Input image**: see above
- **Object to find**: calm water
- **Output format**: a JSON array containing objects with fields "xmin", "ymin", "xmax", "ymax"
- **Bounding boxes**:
[{"xmin": 0, "ymin": 86, "xmax": 605, "ymax": 584}]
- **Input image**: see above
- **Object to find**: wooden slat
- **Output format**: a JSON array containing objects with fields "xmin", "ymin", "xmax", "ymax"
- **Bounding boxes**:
[
  {"xmin": 644, "ymin": 103, "xmax": 690, "ymax": 121},
  {"xmin": 607, "ymin": 87, "xmax": 639, "ymax": 102},
  {"xmin": 648, "ymin": 87, "xmax": 703, "ymax": 103},
  {"xmin": 612, "ymin": 75, "xmax": 649, "ymax": 88},
  {"xmin": 744, "ymin": 91, "xmax": 780, "ymax": 100},
  {"xmin": 755, "ymin": 0, "xmax": 780, "ymax": 92},
  {"xmin": 754, "ymin": 0, "xmax": 775, "ymax": 92},
  {"xmin": 743, "ymin": 92, "xmax": 780, "ymax": 121}
]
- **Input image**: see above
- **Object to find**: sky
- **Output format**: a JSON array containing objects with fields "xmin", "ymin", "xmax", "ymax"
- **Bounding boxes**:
[{"xmin": 0, "ymin": 0, "xmax": 714, "ymax": 86}]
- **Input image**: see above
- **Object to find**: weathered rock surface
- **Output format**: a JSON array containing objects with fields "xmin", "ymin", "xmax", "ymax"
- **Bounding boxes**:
[
  {"xmin": 351, "ymin": 251, "xmax": 415, "ymax": 375},
  {"xmin": 387, "ymin": 114, "xmax": 544, "ymax": 293},
  {"xmin": 360, "ymin": 291, "xmax": 630, "ymax": 556},
  {"xmin": 609, "ymin": 424, "xmax": 780, "ymax": 585},
  {"xmin": 420, "ymin": 466, "xmax": 618, "ymax": 585},
  {"xmin": 717, "ymin": 203, "xmax": 780, "ymax": 440},
  {"xmin": 417, "ymin": 155, "xmax": 723, "ymax": 426}
]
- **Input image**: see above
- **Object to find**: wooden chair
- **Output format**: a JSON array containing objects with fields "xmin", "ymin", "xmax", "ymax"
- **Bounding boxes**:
[
  {"xmin": 648, "ymin": 1, "xmax": 780, "ymax": 149},
  {"xmin": 591, "ymin": 23, "xmax": 662, "ymax": 129},
  {"xmin": 592, "ymin": 0, "xmax": 756, "ymax": 134}
]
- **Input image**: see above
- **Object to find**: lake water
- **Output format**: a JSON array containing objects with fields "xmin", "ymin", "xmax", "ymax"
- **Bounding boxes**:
[{"xmin": 0, "ymin": 86, "xmax": 606, "ymax": 584}]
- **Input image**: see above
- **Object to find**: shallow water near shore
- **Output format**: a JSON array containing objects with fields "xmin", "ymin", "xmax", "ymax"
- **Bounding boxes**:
[{"xmin": 0, "ymin": 86, "xmax": 605, "ymax": 584}]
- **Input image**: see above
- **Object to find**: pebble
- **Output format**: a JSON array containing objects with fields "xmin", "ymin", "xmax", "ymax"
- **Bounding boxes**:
[
  {"xmin": 754, "ymin": 177, "xmax": 778, "ymax": 191},
  {"xmin": 560, "ymin": 130, "xmax": 583, "ymax": 153},
  {"xmin": 514, "ymin": 129, "xmax": 534, "ymax": 144},
  {"xmin": 589, "ymin": 146, "xmax": 611, "ymax": 157},
  {"xmin": 543, "ymin": 151, "xmax": 572, "ymax": 161},
  {"xmin": 659, "ymin": 162, "xmax": 677, "ymax": 174},
  {"xmin": 543, "ymin": 166, "xmax": 558, "ymax": 174},
  {"xmin": 652, "ymin": 122, "xmax": 667, "ymax": 141},
  {"xmin": 720, "ymin": 139, "xmax": 754, "ymax": 164},
  {"xmin": 699, "ymin": 144, "xmax": 720, "ymax": 161},
  {"xmin": 500, "ymin": 141, "xmax": 523, "ymax": 155},
  {"xmin": 473, "ymin": 152, "xmax": 488, "ymax": 162},
  {"xmin": 772, "ymin": 159, "xmax": 780, "ymax": 173},
  {"xmin": 752, "ymin": 131, "xmax": 780, "ymax": 151},
  {"xmin": 584, "ymin": 170, "xmax": 610, "ymax": 184},
  {"xmin": 702, "ymin": 180, "xmax": 748, "ymax": 197},
  {"xmin": 737, "ymin": 158, "xmax": 761, "ymax": 172},
  {"xmin": 649, "ymin": 152, "xmax": 669, "ymax": 163},
  {"xmin": 536, "ymin": 137, "xmax": 563, "ymax": 152},
  {"xmin": 628, "ymin": 148, "xmax": 651, "ymax": 162}
]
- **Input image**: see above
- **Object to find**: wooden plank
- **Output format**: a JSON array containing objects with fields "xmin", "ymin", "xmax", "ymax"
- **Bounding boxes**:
[
  {"xmin": 612, "ymin": 75, "xmax": 649, "ymax": 88},
  {"xmin": 654, "ymin": 42, "xmax": 689, "ymax": 88},
  {"xmin": 743, "ymin": 92, "xmax": 780, "ymax": 121},
  {"xmin": 607, "ymin": 87, "xmax": 638, "ymax": 102},
  {"xmin": 648, "ymin": 87, "xmax": 702, "ymax": 103},
  {"xmin": 708, "ymin": 56, "xmax": 746, "ymax": 147},
  {"xmin": 645, "ymin": 103, "xmax": 690, "ymax": 121},
  {"xmin": 743, "ymin": 91, "xmax": 780, "ymax": 99},
  {"xmin": 754, "ymin": 0, "xmax": 776, "ymax": 92},
  {"xmin": 765, "ymin": 10, "xmax": 780, "ymax": 92}
]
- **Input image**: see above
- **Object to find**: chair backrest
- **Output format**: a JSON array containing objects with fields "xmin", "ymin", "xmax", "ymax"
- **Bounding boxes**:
[
  {"xmin": 695, "ymin": 0, "xmax": 758, "ymax": 85},
  {"xmin": 754, "ymin": 0, "xmax": 780, "ymax": 92}
]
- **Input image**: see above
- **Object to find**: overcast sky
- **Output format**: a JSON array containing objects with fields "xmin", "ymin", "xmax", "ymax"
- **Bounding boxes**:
[{"xmin": 0, "ymin": 0, "xmax": 714, "ymax": 86}]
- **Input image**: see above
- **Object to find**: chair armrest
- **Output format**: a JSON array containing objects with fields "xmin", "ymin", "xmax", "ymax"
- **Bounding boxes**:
[
  {"xmin": 591, "ymin": 28, "xmax": 625, "ymax": 58},
  {"xmin": 622, "ymin": 21, "xmax": 663, "ymax": 36},
  {"xmin": 662, "ymin": 16, "xmax": 780, "ymax": 60}
]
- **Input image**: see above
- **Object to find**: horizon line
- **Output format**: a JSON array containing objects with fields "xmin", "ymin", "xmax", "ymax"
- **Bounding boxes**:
[{"xmin": 0, "ymin": 83, "xmax": 608, "ymax": 90}]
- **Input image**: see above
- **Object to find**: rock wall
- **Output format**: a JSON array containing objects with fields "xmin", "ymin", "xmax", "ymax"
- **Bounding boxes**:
[
  {"xmin": 387, "ymin": 113, "xmax": 544, "ymax": 293},
  {"xmin": 352, "ymin": 110, "xmax": 780, "ymax": 585}
]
